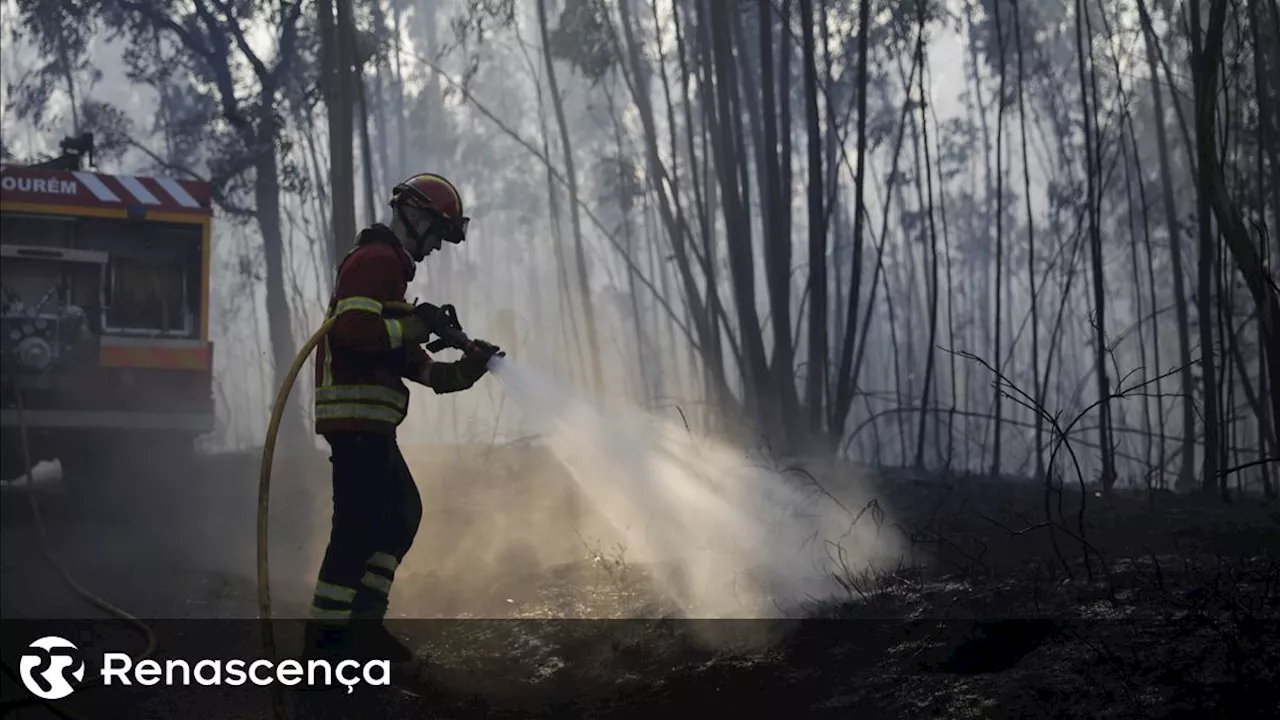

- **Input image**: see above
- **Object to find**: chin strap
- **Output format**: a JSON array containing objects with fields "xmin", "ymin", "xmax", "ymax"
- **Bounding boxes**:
[{"xmin": 395, "ymin": 203, "xmax": 430, "ymax": 259}]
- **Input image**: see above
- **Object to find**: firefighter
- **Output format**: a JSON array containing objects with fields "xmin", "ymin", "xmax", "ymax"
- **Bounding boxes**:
[{"xmin": 304, "ymin": 173, "xmax": 499, "ymax": 662}]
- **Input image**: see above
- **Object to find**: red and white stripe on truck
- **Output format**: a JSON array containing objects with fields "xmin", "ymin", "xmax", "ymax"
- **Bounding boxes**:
[{"xmin": 0, "ymin": 165, "xmax": 211, "ymax": 215}]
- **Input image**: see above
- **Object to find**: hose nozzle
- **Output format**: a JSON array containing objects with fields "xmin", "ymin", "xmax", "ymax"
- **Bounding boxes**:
[{"xmin": 412, "ymin": 302, "xmax": 505, "ymax": 361}]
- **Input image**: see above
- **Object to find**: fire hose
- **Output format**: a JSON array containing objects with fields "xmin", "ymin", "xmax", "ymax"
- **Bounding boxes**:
[{"xmin": 255, "ymin": 300, "xmax": 503, "ymax": 718}]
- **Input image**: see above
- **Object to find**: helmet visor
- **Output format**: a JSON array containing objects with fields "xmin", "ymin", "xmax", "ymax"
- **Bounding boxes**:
[{"xmin": 440, "ymin": 215, "xmax": 469, "ymax": 244}]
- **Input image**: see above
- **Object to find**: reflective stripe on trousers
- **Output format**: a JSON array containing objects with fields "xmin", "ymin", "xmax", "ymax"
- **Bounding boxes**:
[{"xmin": 310, "ymin": 580, "xmax": 358, "ymax": 624}]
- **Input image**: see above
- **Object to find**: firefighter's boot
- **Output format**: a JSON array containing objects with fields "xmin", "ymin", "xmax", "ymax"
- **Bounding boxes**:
[
  {"xmin": 303, "ymin": 620, "xmax": 414, "ymax": 664},
  {"xmin": 350, "ymin": 622, "xmax": 416, "ymax": 664},
  {"xmin": 302, "ymin": 621, "xmax": 351, "ymax": 660}
]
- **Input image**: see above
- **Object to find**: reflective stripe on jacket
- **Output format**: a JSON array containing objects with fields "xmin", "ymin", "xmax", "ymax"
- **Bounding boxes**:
[{"xmin": 313, "ymin": 225, "xmax": 431, "ymax": 435}]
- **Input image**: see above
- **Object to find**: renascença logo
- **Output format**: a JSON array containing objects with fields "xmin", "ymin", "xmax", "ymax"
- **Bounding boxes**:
[
  {"xmin": 18, "ymin": 636, "xmax": 391, "ymax": 696},
  {"xmin": 20, "ymin": 636, "xmax": 87, "ymax": 700}
]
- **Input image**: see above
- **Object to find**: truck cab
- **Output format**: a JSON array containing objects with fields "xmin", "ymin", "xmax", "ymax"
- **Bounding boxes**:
[{"xmin": 0, "ymin": 134, "xmax": 216, "ymax": 492}]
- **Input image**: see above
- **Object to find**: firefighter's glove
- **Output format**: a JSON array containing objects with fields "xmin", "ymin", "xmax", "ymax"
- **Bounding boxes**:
[
  {"xmin": 466, "ymin": 339, "xmax": 504, "ymax": 364},
  {"xmin": 424, "ymin": 356, "xmax": 488, "ymax": 394},
  {"xmin": 397, "ymin": 313, "xmax": 433, "ymax": 347}
]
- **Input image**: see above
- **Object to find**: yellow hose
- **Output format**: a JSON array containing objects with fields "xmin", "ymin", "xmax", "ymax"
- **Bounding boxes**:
[
  {"xmin": 9, "ymin": 383, "xmax": 157, "ymax": 719},
  {"xmin": 256, "ymin": 317, "xmax": 335, "ymax": 625},
  {"xmin": 255, "ymin": 317, "xmax": 337, "ymax": 720}
]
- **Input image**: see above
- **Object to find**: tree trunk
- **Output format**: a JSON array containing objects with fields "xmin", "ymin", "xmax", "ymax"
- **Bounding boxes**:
[
  {"xmin": 1123, "ymin": 125, "xmax": 1155, "ymax": 480},
  {"xmin": 1189, "ymin": 0, "xmax": 1221, "ymax": 498},
  {"xmin": 962, "ymin": 0, "xmax": 996, "ymax": 383},
  {"xmin": 913, "ymin": 3, "xmax": 940, "ymax": 471},
  {"xmin": 299, "ymin": 105, "xmax": 335, "ymax": 275},
  {"xmin": 390, "ymin": 0, "xmax": 408, "ymax": 183},
  {"xmin": 1076, "ymin": 0, "xmax": 1116, "ymax": 492},
  {"xmin": 991, "ymin": 0, "xmax": 1008, "ymax": 479},
  {"xmin": 757, "ymin": 0, "xmax": 798, "ymax": 445},
  {"xmin": 1013, "ymin": 0, "xmax": 1044, "ymax": 482},
  {"xmin": 533, "ymin": 55, "xmax": 585, "ymax": 382},
  {"xmin": 1137, "ymin": 0, "xmax": 1197, "ymax": 491},
  {"xmin": 819, "ymin": 0, "xmax": 843, "ymax": 409},
  {"xmin": 254, "ymin": 122, "xmax": 303, "ymax": 447},
  {"xmin": 323, "ymin": 0, "xmax": 357, "ymax": 264},
  {"xmin": 671, "ymin": 0, "xmax": 727, "ymax": 409},
  {"xmin": 702, "ymin": 0, "xmax": 774, "ymax": 432},
  {"xmin": 623, "ymin": 0, "xmax": 732, "ymax": 410},
  {"xmin": 536, "ymin": 0, "xmax": 606, "ymax": 396},
  {"xmin": 831, "ymin": 0, "xmax": 872, "ymax": 441},
  {"xmin": 1119, "ymin": 89, "xmax": 1168, "ymax": 486},
  {"xmin": 927, "ymin": 86, "xmax": 960, "ymax": 468},
  {"xmin": 1246, "ymin": 0, "xmax": 1277, "ymax": 497},
  {"xmin": 368, "ymin": 0, "xmax": 395, "ymax": 188},
  {"xmin": 1195, "ymin": 0, "xmax": 1280, "ymax": 493},
  {"xmin": 356, "ymin": 70, "xmax": 378, "ymax": 225},
  {"xmin": 799, "ymin": 0, "xmax": 827, "ymax": 437},
  {"xmin": 606, "ymin": 83, "xmax": 653, "ymax": 401}
]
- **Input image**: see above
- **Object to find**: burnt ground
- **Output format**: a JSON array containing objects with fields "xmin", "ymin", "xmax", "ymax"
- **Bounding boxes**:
[{"xmin": 1, "ymin": 446, "xmax": 1278, "ymax": 719}]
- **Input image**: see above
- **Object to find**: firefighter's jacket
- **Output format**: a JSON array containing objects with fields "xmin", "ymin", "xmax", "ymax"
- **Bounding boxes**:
[
  {"xmin": 313, "ymin": 225, "xmax": 487, "ymax": 435},
  {"xmin": 313, "ymin": 225, "xmax": 422, "ymax": 435}
]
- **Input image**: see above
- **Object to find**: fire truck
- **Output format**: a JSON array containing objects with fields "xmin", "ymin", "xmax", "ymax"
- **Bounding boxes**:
[{"xmin": 0, "ymin": 134, "xmax": 215, "ymax": 493}]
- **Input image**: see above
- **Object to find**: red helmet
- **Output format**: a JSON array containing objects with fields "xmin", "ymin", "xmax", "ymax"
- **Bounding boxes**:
[{"xmin": 389, "ymin": 173, "xmax": 469, "ymax": 244}]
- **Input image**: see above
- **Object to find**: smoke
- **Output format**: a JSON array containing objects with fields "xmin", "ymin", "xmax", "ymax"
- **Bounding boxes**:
[{"xmin": 487, "ymin": 355, "xmax": 898, "ymax": 619}]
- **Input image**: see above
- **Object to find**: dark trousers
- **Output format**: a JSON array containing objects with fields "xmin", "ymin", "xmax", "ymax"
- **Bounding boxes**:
[{"xmin": 309, "ymin": 433, "xmax": 422, "ymax": 623}]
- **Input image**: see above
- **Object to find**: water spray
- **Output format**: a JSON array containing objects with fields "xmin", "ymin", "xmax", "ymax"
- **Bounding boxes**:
[{"xmin": 484, "ymin": 357, "xmax": 880, "ymax": 620}]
